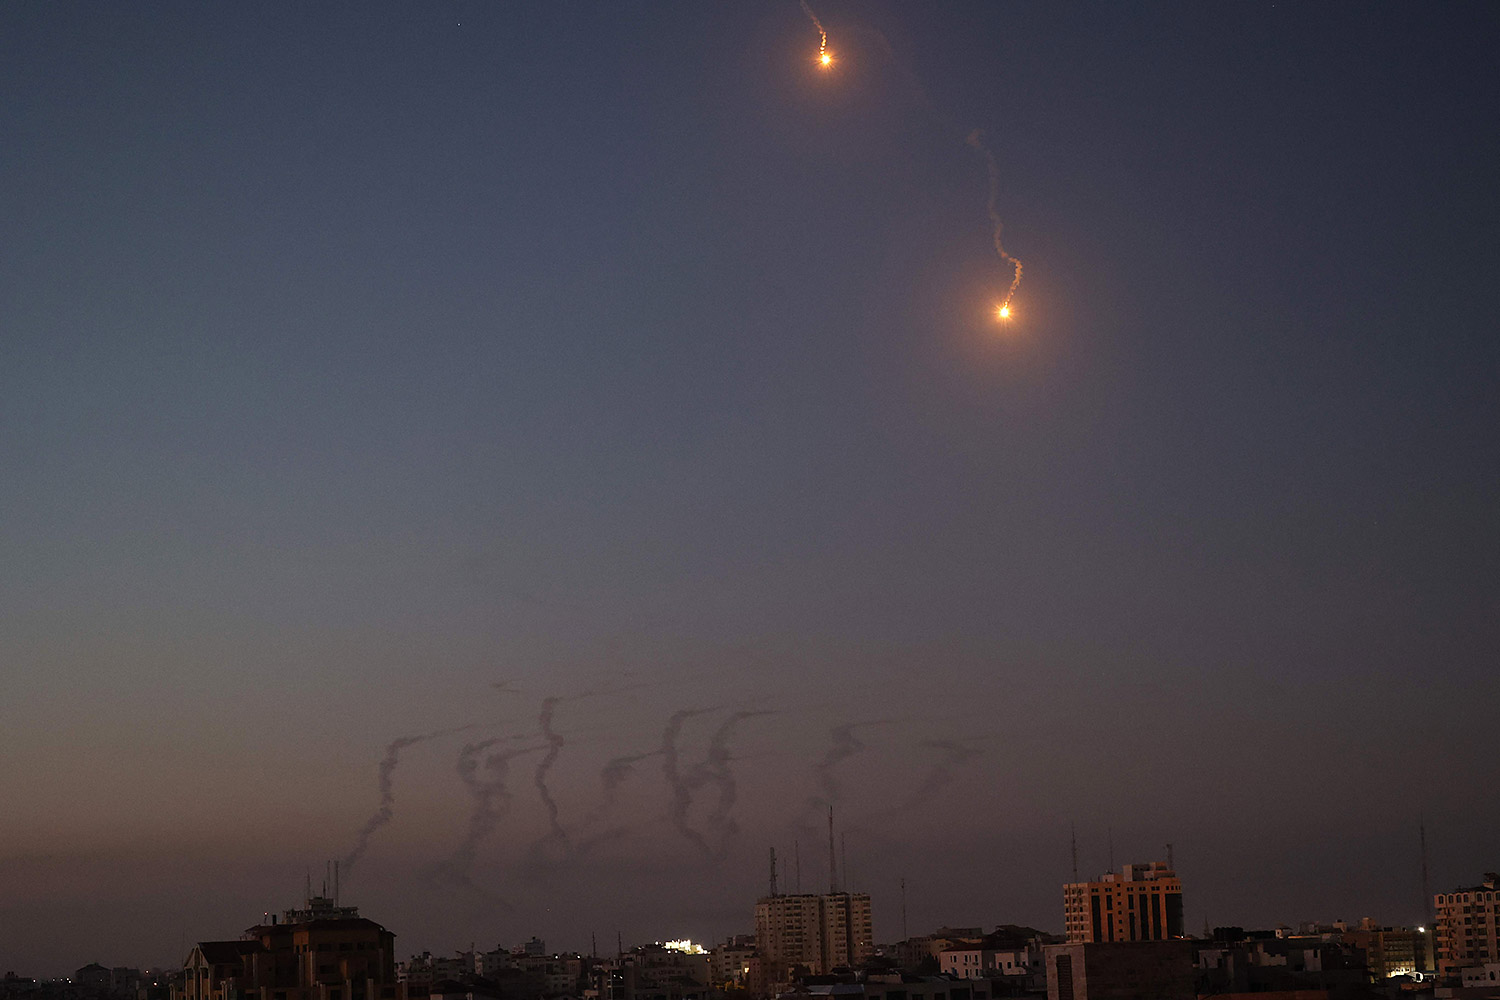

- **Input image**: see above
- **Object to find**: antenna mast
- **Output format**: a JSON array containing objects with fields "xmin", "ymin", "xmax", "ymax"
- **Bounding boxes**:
[
  {"xmin": 828, "ymin": 806, "xmax": 838, "ymax": 894},
  {"xmin": 1420, "ymin": 815, "xmax": 1432, "ymax": 927},
  {"xmin": 770, "ymin": 847, "xmax": 779, "ymax": 897},
  {"xmin": 1070, "ymin": 823, "xmax": 1079, "ymax": 881}
]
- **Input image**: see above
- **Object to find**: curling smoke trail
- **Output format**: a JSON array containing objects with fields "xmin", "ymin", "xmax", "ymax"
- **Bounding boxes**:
[
  {"xmin": 573, "ymin": 748, "xmax": 664, "ymax": 856},
  {"xmin": 532, "ymin": 697, "xmax": 569, "ymax": 855},
  {"xmin": 699, "ymin": 710, "xmax": 775, "ymax": 846},
  {"xmin": 662, "ymin": 708, "xmax": 717, "ymax": 859},
  {"xmin": 896, "ymin": 738, "xmax": 985, "ymax": 812},
  {"xmin": 966, "ymin": 129, "xmax": 1024, "ymax": 314},
  {"xmin": 800, "ymin": 0, "xmax": 829, "ymax": 63},
  {"xmin": 435, "ymin": 737, "xmax": 543, "ymax": 902},
  {"xmin": 793, "ymin": 720, "xmax": 893, "ymax": 832},
  {"xmin": 343, "ymin": 723, "xmax": 479, "ymax": 873}
]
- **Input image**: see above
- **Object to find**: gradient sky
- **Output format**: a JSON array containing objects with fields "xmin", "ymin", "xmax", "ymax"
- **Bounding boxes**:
[{"xmin": 3, "ymin": 1, "xmax": 1498, "ymax": 979}]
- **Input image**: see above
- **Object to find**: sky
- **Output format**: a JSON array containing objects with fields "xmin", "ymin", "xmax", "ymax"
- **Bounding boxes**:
[{"xmin": 2, "ymin": 0, "xmax": 1498, "ymax": 979}]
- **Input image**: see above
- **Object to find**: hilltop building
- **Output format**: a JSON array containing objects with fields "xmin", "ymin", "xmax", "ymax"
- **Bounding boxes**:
[
  {"xmin": 1435, "ymin": 872, "xmax": 1500, "ymax": 976},
  {"xmin": 1063, "ymin": 863, "xmax": 1183, "ymax": 945}
]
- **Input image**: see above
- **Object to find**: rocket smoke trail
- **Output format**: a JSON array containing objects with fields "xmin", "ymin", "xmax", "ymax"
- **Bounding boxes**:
[
  {"xmin": 793, "ymin": 720, "xmax": 893, "ymax": 831},
  {"xmin": 662, "ymin": 708, "xmax": 717, "ymax": 859},
  {"xmin": 799, "ymin": 0, "xmax": 828, "ymax": 62},
  {"xmin": 966, "ymin": 129, "xmax": 1024, "ymax": 313},
  {"xmin": 896, "ymin": 738, "xmax": 985, "ymax": 813},
  {"xmin": 698, "ymin": 710, "xmax": 775, "ymax": 844},
  {"xmin": 532, "ymin": 697, "xmax": 569, "ymax": 856},
  {"xmin": 344, "ymin": 723, "xmax": 479, "ymax": 874},
  {"xmin": 435, "ymin": 737, "xmax": 542, "ymax": 902},
  {"xmin": 573, "ymin": 748, "xmax": 663, "ymax": 856}
]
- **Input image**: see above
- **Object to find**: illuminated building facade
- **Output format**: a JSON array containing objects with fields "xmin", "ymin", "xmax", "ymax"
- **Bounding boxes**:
[{"xmin": 1063, "ymin": 863, "xmax": 1183, "ymax": 945}]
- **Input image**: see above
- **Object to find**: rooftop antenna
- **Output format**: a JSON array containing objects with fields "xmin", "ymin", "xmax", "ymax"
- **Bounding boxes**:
[
  {"xmin": 1070, "ymin": 823, "xmax": 1079, "ymax": 882},
  {"xmin": 1108, "ymin": 826, "xmax": 1115, "ymax": 874},
  {"xmin": 795, "ymin": 839, "xmax": 802, "ymax": 893},
  {"xmin": 770, "ymin": 847, "xmax": 779, "ymax": 897},
  {"xmin": 591, "ymin": 932, "xmax": 597, "ymax": 960},
  {"xmin": 828, "ymin": 806, "xmax": 838, "ymax": 894},
  {"xmin": 1420, "ymin": 815, "xmax": 1432, "ymax": 928},
  {"xmin": 334, "ymin": 860, "xmax": 340, "ymax": 906},
  {"xmin": 841, "ymin": 833, "xmax": 848, "ymax": 893},
  {"xmin": 305, "ymin": 870, "xmax": 312, "ymax": 902},
  {"xmin": 1166, "ymin": 843, "xmax": 1174, "ymax": 872},
  {"xmin": 900, "ymin": 877, "xmax": 909, "ymax": 940}
]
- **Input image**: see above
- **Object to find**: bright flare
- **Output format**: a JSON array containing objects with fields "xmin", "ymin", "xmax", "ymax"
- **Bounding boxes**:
[
  {"xmin": 998, "ymin": 305, "xmax": 1011, "ymax": 320},
  {"xmin": 819, "ymin": 51, "xmax": 833, "ymax": 67}
]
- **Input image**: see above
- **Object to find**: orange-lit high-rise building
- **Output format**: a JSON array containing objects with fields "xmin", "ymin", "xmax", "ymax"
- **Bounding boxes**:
[{"xmin": 1063, "ymin": 862, "xmax": 1183, "ymax": 944}]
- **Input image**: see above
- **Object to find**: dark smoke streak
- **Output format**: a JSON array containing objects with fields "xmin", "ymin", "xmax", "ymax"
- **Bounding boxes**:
[
  {"xmin": 794, "ymin": 720, "xmax": 894, "ymax": 832},
  {"xmin": 532, "ymin": 697, "xmax": 569, "ymax": 856},
  {"xmin": 662, "ymin": 708, "xmax": 717, "ymax": 859},
  {"xmin": 895, "ymin": 738, "xmax": 986, "ymax": 813},
  {"xmin": 698, "ymin": 710, "xmax": 775, "ymax": 847},
  {"xmin": 343, "ymin": 723, "xmax": 479, "ymax": 874},
  {"xmin": 432, "ymin": 737, "xmax": 542, "ymax": 905}
]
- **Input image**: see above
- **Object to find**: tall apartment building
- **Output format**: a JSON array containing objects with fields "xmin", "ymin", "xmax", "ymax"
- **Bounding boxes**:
[
  {"xmin": 753, "ymin": 892, "xmax": 874, "ymax": 978},
  {"xmin": 1435, "ymin": 872, "xmax": 1500, "ymax": 976},
  {"xmin": 1063, "ymin": 862, "xmax": 1182, "ymax": 944}
]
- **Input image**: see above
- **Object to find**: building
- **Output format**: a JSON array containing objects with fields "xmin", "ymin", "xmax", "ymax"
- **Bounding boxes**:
[
  {"xmin": 178, "ymin": 892, "xmax": 405, "ymax": 1000},
  {"xmin": 938, "ymin": 926, "xmax": 1050, "ymax": 981},
  {"xmin": 709, "ymin": 936, "xmax": 756, "ymax": 988},
  {"xmin": 1192, "ymin": 934, "xmax": 1371, "ymax": 998},
  {"xmin": 1318, "ymin": 919, "xmax": 1429, "ymax": 979},
  {"xmin": 590, "ymin": 944, "xmax": 709, "ymax": 1000},
  {"xmin": 1436, "ymin": 873, "xmax": 1500, "ymax": 976},
  {"xmin": 1044, "ymin": 941, "xmax": 1194, "ymax": 1000},
  {"xmin": 754, "ymin": 892, "xmax": 874, "ymax": 979},
  {"xmin": 1062, "ymin": 863, "xmax": 1182, "ymax": 945},
  {"xmin": 1460, "ymin": 963, "xmax": 1500, "ymax": 989}
]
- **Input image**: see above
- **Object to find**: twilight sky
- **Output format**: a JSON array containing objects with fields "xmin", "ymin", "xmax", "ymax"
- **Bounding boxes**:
[{"xmin": 3, "ymin": 0, "xmax": 1498, "ymax": 978}]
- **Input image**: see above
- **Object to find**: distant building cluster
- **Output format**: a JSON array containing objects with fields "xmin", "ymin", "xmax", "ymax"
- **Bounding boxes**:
[{"xmin": 12, "ymin": 861, "xmax": 1500, "ymax": 1000}]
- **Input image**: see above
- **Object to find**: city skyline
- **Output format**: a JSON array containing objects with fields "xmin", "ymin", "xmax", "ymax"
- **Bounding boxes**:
[{"xmin": 3, "ymin": 0, "xmax": 1497, "ymax": 980}]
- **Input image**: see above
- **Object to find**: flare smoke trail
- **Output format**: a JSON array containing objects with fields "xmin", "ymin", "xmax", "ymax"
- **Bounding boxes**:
[
  {"xmin": 343, "ymin": 723, "xmax": 479, "ymax": 873},
  {"xmin": 662, "ymin": 708, "xmax": 717, "ymax": 859},
  {"xmin": 799, "ymin": 0, "xmax": 828, "ymax": 61},
  {"xmin": 966, "ymin": 129, "xmax": 1024, "ymax": 313},
  {"xmin": 532, "ymin": 697, "xmax": 569, "ymax": 856}
]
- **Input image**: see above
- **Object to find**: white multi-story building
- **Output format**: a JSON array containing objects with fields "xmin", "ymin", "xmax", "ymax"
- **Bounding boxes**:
[
  {"xmin": 1435, "ymin": 873, "xmax": 1500, "ymax": 976},
  {"xmin": 938, "ymin": 943, "xmax": 1038, "ymax": 979}
]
